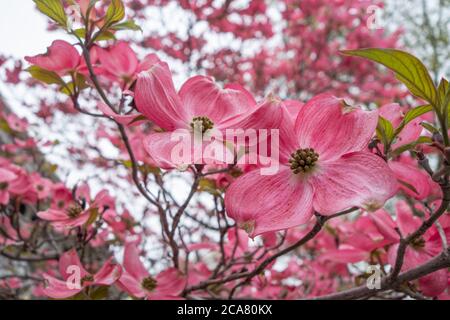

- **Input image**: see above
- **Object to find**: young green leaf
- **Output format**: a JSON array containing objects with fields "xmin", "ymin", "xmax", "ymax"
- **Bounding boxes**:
[
  {"xmin": 376, "ymin": 116, "xmax": 395, "ymax": 147},
  {"xmin": 438, "ymin": 78, "xmax": 449, "ymax": 106},
  {"xmin": 420, "ymin": 122, "xmax": 439, "ymax": 134},
  {"xmin": 26, "ymin": 66, "xmax": 65, "ymax": 86},
  {"xmin": 438, "ymin": 78, "xmax": 450, "ymax": 126},
  {"xmin": 402, "ymin": 105, "xmax": 433, "ymax": 126},
  {"xmin": 341, "ymin": 48, "xmax": 437, "ymax": 106},
  {"xmin": 33, "ymin": 0, "xmax": 68, "ymax": 29},
  {"xmin": 60, "ymin": 74, "xmax": 88, "ymax": 95},
  {"xmin": 104, "ymin": 0, "xmax": 125, "ymax": 27},
  {"xmin": 393, "ymin": 104, "xmax": 432, "ymax": 138},
  {"xmin": 110, "ymin": 20, "xmax": 142, "ymax": 31},
  {"xmin": 73, "ymin": 28, "xmax": 87, "ymax": 39},
  {"xmin": 390, "ymin": 136, "xmax": 432, "ymax": 157},
  {"xmin": 95, "ymin": 30, "xmax": 116, "ymax": 41}
]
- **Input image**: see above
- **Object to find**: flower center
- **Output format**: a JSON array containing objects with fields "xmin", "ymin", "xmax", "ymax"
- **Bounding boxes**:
[
  {"xmin": 81, "ymin": 275, "xmax": 94, "ymax": 286},
  {"xmin": 0, "ymin": 182, "xmax": 8, "ymax": 190},
  {"xmin": 141, "ymin": 276, "xmax": 158, "ymax": 292},
  {"xmin": 289, "ymin": 148, "xmax": 319, "ymax": 174},
  {"xmin": 411, "ymin": 237, "xmax": 426, "ymax": 249},
  {"xmin": 190, "ymin": 116, "xmax": 214, "ymax": 134},
  {"xmin": 66, "ymin": 204, "xmax": 83, "ymax": 218}
]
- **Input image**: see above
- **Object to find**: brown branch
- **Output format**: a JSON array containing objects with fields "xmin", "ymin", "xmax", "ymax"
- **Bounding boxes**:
[{"xmin": 314, "ymin": 248, "xmax": 450, "ymax": 300}]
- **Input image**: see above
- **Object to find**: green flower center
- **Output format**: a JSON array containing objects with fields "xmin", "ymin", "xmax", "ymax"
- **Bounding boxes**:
[
  {"xmin": 66, "ymin": 204, "xmax": 83, "ymax": 218},
  {"xmin": 141, "ymin": 276, "xmax": 158, "ymax": 292},
  {"xmin": 190, "ymin": 116, "xmax": 214, "ymax": 134},
  {"xmin": 0, "ymin": 182, "xmax": 8, "ymax": 190},
  {"xmin": 289, "ymin": 148, "xmax": 319, "ymax": 174},
  {"xmin": 81, "ymin": 275, "xmax": 94, "ymax": 286}
]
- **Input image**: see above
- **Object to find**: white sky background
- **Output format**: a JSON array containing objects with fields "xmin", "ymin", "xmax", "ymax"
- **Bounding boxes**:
[{"xmin": 0, "ymin": 1, "xmax": 71, "ymax": 58}]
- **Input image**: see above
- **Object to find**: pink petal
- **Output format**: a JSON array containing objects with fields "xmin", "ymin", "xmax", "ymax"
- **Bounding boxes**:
[
  {"xmin": 179, "ymin": 76, "xmax": 254, "ymax": 126},
  {"xmin": 135, "ymin": 60, "xmax": 188, "ymax": 130},
  {"xmin": 37, "ymin": 209, "xmax": 69, "ymax": 222},
  {"xmin": 224, "ymin": 83, "xmax": 256, "ymax": 106},
  {"xmin": 395, "ymin": 201, "xmax": 422, "ymax": 236},
  {"xmin": 0, "ymin": 168, "xmax": 17, "ymax": 182},
  {"xmin": 97, "ymin": 41, "xmax": 138, "ymax": 79},
  {"xmin": 0, "ymin": 191, "xmax": 9, "ymax": 205},
  {"xmin": 320, "ymin": 248, "xmax": 368, "ymax": 263},
  {"xmin": 143, "ymin": 131, "xmax": 191, "ymax": 169},
  {"xmin": 278, "ymin": 104, "xmax": 300, "ymax": 164},
  {"xmin": 284, "ymin": 100, "xmax": 304, "ymax": 119},
  {"xmin": 94, "ymin": 257, "xmax": 122, "ymax": 285},
  {"xmin": 54, "ymin": 211, "xmax": 91, "ymax": 229},
  {"xmin": 137, "ymin": 53, "xmax": 161, "ymax": 73},
  {"xmin": 226, "ymin": 97, "xmax": 283, "ymax": 131},
  {"xmin": 418, "ymin": 268, "xmax": 448, "ymax": 297},
  {"xmin": 370, "ymin": 210, "xmax": 398, "ymax": 243},
  {"xmin": 153, "ymin": 268, "xmax": 186, "ymax": 298},
  {"xmin": 388, "ymin": 244, "xmax": 447, "ymax": 297},
  {"xmin": 59, "ymin": 249, "xmax": 89, "ymax": 280},
  {"xmin": 25, "ymin": 40, "xmax": 80, "ymax": 74},
  {"xmin": 311, "ymin": 152, "xmax": 398, "ymax": 214},
  {"xmin": 123, "ymin": 242, "xmax": 149, "ymax": 281},
  {"xmin": 97, "ymin": 102, "xmax": 143, "ymax": 126},
  {"xmin": 225, "ymin": 166, "xmax": 314, "ymax": 238},
  {"xmin": 42, "ymin": 274, "xmax": 82, "ymax": 299},
  {"xmin": 117, "ymin": 270, "xmax": 146, "ymax": 298},
  {"xmin": 295, "ymin": 94, "xmax": 378, "ymax": 161},
  {"xmin": 389, "ymin": 161, "xmax": 435, "ymax": 200}
]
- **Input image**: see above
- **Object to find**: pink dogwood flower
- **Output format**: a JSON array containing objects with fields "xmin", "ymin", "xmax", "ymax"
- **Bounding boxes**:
[
  {"xmin": 134, "ymin": 55, "xmax": 282, "ymax": 169},
  {"xmin": 0, "ymin": 168, "xmax": 17, "ymax": 204},
  {"xmin": 25, "ymin": 40, "xmax": 98, "ymax": 77},
  {"xmin": 117, "ymin": 242, "xmax": 186, "ymax": 299},
  {"xmin": 372, "ymin": 201, "xmax": 449, "ymax": 297},
  {"xmin": 25, "ymin": 40, "xmax": 81, "ymax": 75},
  {"xmin": 42, "ymin": 249, "xmax": 122, "ymax": 299},
  {"xmin": 37, "ymin": 184, "xmax": 112, "ymax": 229},
  {"xmin": 225, "ymin": 94, "xmax": 398, "ymax": 237},
  {"xmin": 97, "ymin": 41, "xmax": 158, "ymax": 88}
]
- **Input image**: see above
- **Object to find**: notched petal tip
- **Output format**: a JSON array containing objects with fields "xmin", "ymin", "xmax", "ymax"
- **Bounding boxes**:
[{"xmin": 238, "ymin": 220, "xmax": 256, "ymax": 237}]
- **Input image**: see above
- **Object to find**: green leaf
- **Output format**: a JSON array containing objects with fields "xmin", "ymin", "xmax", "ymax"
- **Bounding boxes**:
[
  {"xmin": 26, "ymin": 66, "xmax": 65, "ymax": 86},
  {"xmin": 341, "ymin": 48, "xmax": 437, "ymax": 106},
  {"xmin": 390, "ymin": 136, "xmax": 432, "ymax": 157},
  {"xmin": 438, "ymin": 78, "xmax": 450, "ymax": 127},
  {"xmin": 438, "ymin": 78, "xmax": 449, "ymax": 107},
  {"xmin": 60, "ymin": 74, "xmax": 88, "ymax": 95},
  {"xmin": 33, "ymin": 0, "xmax": 67, "ymax": 28},
  {"xmin": 393, "ymin": 104, "xmax": 432, "ymax": 138},
  {"xmin": 376, "ymin": 116, "xmax": 395, "ymax": 147},
  {"xmin": 95, "ymin": 30, "xmax": 116, "ymax": 41},
  {"xmin": 402, "ymin": 104, "xmax": 433, "ymax": 126},
  {"xmin": 104, "ymin": 0, "xmax": 125, "ymax": 27},
  {"xmin": 0, "ymin": 118, "xmax": 12, "ymax": 134},
  {"xmin": 110, "ymin": 20, "xmax": 142, "ymax": 31},
  {"xmin": 73, "ymin": 28, "xmax": 86, "ymax": 39},
  {"xmin": 420, "ymin": 122, "xmax": 439, "ymax": 134},
  {"xmin": 85, "ymin": 208, "xmax": 99, "ymax": 227}
]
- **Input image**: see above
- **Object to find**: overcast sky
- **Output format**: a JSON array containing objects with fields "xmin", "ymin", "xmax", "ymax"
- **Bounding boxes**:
[{"xmin": 0, "ymin": 1, "xmax": 70, "ymax": 59}]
